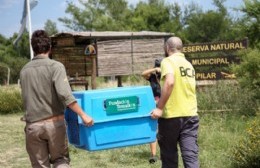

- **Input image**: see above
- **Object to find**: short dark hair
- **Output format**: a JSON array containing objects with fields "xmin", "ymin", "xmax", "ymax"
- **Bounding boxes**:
[
  {"xmin": 31, "ymin": 30, "xmax": 51, "ymax": 55},
  {"xmin": 154, "ymin": 59, "xmax": 162, "ymax": 68}
]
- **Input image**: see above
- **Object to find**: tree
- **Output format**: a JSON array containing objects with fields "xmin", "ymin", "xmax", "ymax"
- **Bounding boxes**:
[
  {"xmin": 128, "ymin": 0, "xmax": 187, "ymax": 33},
  {"xmin": 44, "ymin": 19, "xmax": 58, "ymax": 36},
  {"xmin": 232, "ymin": 48, "xmax": 260, "ymax": 116},
  {"xmin": 0, "ymin": 33, "xmax": 29, "ymax": 84},
  {"xmin": 184, "ymin": 11, "xmax": 226, "ymax": 42},
  {"xmin": 59, "ymin": 0, "xmax": 187, "ymax": 34},
  {"xmin": 59, "ymin": 0, "xmax": 130, "ymax": 31},
  {"xmin": 58, "ymin": 0, "xmax": 245, "ymax": 44},
  {"xmin": 14, "ymin": 32, "xmax": 30, "ymax": 59},
  {"xmin": 239, "ymin": 0, "xmax": 260, "ymax": 48},
  {"xmin": 233, "ymin": 48, "xmax": 260, "ymax": 99},
  {"xmin": 59, "ymin": 0, "xmax": 184, "ymax": 33},
  {"xmin": 182, "ymin": 0, "xmax": 236, "ymax": 43}
]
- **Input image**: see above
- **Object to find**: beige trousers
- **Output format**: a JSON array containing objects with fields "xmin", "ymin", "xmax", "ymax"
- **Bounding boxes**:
[{"xmin": 25, "ymin": 120, "xmax": 70, "ymax": 168}]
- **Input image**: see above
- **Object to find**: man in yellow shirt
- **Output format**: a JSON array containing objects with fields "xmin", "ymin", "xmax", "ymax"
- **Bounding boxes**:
[{"xmin": 151, "ymin": 37, "xmax": 199, "ymax": 168}]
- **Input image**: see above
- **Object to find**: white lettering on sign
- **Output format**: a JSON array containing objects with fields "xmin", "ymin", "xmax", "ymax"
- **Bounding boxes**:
[{"xmin": 108, "ymin": 100, "xmax": 130, "ymax": 106}]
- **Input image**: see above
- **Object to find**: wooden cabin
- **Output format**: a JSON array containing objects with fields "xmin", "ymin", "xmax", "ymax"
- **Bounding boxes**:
[{"xmin": 50, "ymin": 31, "xmax": 173, "ymax": 89}]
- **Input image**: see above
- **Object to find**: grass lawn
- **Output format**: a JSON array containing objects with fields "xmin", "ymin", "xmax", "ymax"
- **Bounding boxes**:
[{"xmin": 0, "ymin": 112, "xmax": 253, "ymax": 168}]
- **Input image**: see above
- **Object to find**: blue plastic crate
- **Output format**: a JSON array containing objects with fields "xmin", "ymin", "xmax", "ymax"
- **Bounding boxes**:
[{"xmin": 65, "ymin": 86, "xmax": 157, "ymax": 151}]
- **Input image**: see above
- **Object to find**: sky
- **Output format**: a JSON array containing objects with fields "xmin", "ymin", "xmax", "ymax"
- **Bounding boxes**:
[{"xmin": 0, "ymin": 0, "xmax": 244, "ymax": 38}]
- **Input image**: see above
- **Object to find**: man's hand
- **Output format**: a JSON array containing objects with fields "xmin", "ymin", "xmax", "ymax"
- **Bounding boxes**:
[
  {"xmin": 150, "ymin": 73, "xmax": 174, "ymax": 120},
  {"xmin": 68, "ymin": 102, "xmax": 94, "ymax": 127},
  {"xmin": 81, "ymin": 114, "xmax": 94, "ymax": 127},
  {"xmin": 151, "ymin": 108, "xmax": 163, "ymax": 119},
  {"xmin": 155, "ymin": 67, "xmax": 161, "ymax": 73}
]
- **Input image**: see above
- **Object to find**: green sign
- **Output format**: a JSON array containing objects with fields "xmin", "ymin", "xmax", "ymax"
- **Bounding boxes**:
[{"xmin": 105, "ymin": 96, "xmax": 138, "ymax": 114}]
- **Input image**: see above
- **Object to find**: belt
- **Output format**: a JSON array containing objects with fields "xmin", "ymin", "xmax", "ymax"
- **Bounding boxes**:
[
  {"xmin": 43, "ymin": 114, "xmax": 64, "ymax": 122},
  {"xmin": 22, "ymin": 114, "xmax": 65, "ymax": 123}
]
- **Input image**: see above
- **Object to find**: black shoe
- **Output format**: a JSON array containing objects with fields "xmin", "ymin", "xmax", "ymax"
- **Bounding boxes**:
[{"xmin": 149, "ymin": 156, "xmax": 158, "ymax": 164}]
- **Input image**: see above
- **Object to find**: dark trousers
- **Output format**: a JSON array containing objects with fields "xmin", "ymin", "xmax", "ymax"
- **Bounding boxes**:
[{"xmin": 158, "ymin": 116, "xmax": 199, "ymax": 168}]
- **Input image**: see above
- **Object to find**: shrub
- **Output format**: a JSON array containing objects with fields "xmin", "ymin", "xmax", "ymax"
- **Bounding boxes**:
[
  {"xmin": 0, "ymin": 55, "xmax": 29, "ymax": 84},
  {"xmin": 125, "ymin": 74, "xmax": 145, "ymax": 85},
  {"xmin": 232, "ymin": 47, "xmax": 260, "ymax": 116},
  {"xmin": 0, "ymin": 85, "xmax": 23, "ymax": 114},
  {"xmin": 230, "ymin": 116, "xmax": 260, "ymax": 168},
  {"xmin": 197, "ymin": 81, "xmax": 239, "ymax": 111},
  {"xmin": 235, "ymin": 87, "xmax": 259, "ymax": 116},
  {"xmin": 196, "ymin": 80, "xmax": 259, "ymax": 116}
]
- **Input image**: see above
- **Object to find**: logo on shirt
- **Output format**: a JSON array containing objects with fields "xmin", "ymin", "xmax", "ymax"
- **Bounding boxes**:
[{"xmin": 180, "ymin": 66, "xmax": 195, "ymax": 78}]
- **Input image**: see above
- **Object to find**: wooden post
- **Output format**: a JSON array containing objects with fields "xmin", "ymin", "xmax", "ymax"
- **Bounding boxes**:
[
  {"xmin": 91, "ymin": 56, "xmax": 97, "ymax": 89},
  {"xmin": 117, "ymin": 76, "xmax": 123, "ymax": 87}
]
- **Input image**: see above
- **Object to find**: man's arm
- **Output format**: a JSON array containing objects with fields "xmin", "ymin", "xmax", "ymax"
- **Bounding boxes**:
[
  {"xmin": 151, "ymin": 73, "xmax": 174, "ymax": 119},
  {"xmin": 68, "ymin": 101, "xmax": 94, "ymax": 126},
  {"xmin": 52, "ymin": 64, "xmax": 94, "ymax": 126},
  {"xmin": 142, "ymin": 67, "xmax": 161, "ymax": 80}
]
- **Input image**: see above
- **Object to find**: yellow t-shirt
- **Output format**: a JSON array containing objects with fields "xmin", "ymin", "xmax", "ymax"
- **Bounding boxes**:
[{"xmin": 160, "ymin": 53, "xmax": 198, "ymax": 118}]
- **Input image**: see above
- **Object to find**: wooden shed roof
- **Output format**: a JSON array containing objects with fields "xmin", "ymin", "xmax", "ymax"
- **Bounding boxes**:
[{"xmin": 52, "ymin": 31, "xmax": 174, "ymax": 38}]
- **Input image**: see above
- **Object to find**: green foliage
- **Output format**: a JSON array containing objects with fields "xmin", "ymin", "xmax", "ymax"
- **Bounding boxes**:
[
  {"xmin": 0, "ymin": 62, "xmax": 9, "ymax": 84},
  {"xmin": 182, "ymin": 0, "xmax": 239, "ymax": 43},
  {"xmin": 59, "ymin": 0, "xmax": 131, "ymax": 31},
  {"xmin": 125, "ymin": 75, "xmax": 145, "ymax": 85},
  {"xmin": 130, "ymin": 0, "xmax": 174, "ymax": 32},
  {"xmin": 233, "ymin": 48, "xmax": 260, "ymax": 93},
  {"xmin": 59, "ymin": 0, "xmax": 196, "ymax": 33},
  {"xmin": 232, "ymin": 48, "xmax": 260, "ymax": 115},
  {"xmin": 236, "ymin": 87, "xmax": 258, "ymax": 116},
  {"xmin": 0, "ymin": 32, "xmax": 30, "ymax": 84},
  {"xmin": 197, "ymin": 81, "xmax": 237, "ymax": 111},
  {"xmin": 0, "ymin": 112, "xmax": 254, "ymax": 168},
  {"xmin": 198, "ymin": 113, "xmax": 251, "ymax": 168},
  {"xmin": 0, "ymin": 56, "xmax": 29, "ymax": 84},
  {"xmin": 8, "ymin": 32, "xmax": 31, "ymax": 59},
  {"xmin": 197, "ymin": 81, "xmax": 258, "ymax": 116},
  {"xmin": 184, "ymin": 11, "xmax": 226, "ymax": 42},
  {"xmin": 59, "ymin": 0, "xmax": 242, "ymax": 43},
  {"xmin": 239, "ymin": 0, "xmax": 260, "ymax": 48},
  {"xmin": 15, "ymin": 32, "xmax": 31, "ymax": 59},
  {"xmin": 230, "ymin": 117, "xmax": 260, "ymax": 168},
  {"xmin": 0, "ymin": 86, "xmax": 23, "ymax": 114},
  {"xmin": 44, "ymin": 19, "xmax": 59, "ymax": 36}
]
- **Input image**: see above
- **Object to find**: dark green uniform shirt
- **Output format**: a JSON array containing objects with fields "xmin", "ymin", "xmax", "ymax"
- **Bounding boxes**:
[{"xmin": 20, "ymin": 55, "xmax": 76, "ymax": 123}]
